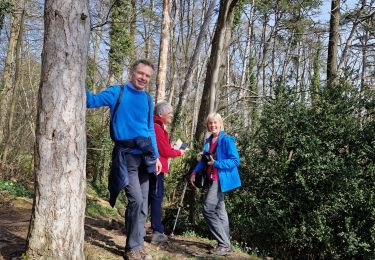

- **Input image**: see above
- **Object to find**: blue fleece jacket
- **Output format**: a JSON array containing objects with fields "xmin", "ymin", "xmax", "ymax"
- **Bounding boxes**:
[
  {"xmin": 193, "ymin": 130, "xmax": 241, "ymax": 192},
  {"xmin": 86, "ymin": 82, "xmax": 159, "ymax": 157}
]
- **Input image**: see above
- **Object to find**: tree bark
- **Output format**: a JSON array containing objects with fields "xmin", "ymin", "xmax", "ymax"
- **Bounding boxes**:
[
  {"xmin": 155, "ymin": 0, "xmax": 170, "ymax": 103},
  {"xmin": 1, "ymin": 7, "xmax": 25, "ymax": 164},
  {"xmin": 0, "ymin": 0, "xmax": 27, "ymax": 143},
  {"xmin": 326, "ymin": 0, "xmax": 340, "ymax": 86},
  {"xmin": 194, "ymin": 0, "xmax": 238, "ymax": 144},
  {"xmin": 26, "ymin": 0, "xmax": 90, "ymax": 258},
  {"xmin": 170, "ymin": 0, "xmax": 216, "ymax": 139}
]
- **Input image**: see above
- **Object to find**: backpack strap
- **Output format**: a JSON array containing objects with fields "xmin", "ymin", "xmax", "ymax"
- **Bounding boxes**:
[
  {"xmin": 145, "ymin": 92, "xmax": 151, "ymax": 129},
  {"xmin": 110, "ymin": 85, "xmax": 152, "ymax": 141},
  {"xmin": 110, "ymin": 85, "xmax": 124, "ymax": 141}
]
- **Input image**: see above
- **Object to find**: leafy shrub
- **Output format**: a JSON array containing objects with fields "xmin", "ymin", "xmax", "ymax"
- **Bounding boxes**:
[
  {"xmin": 0, "ymin": 180, "xmax": 33, "ymax": 198},
  {"xmin": 230, "ymin": 83, "xmax": 375, "ymax": 258}
]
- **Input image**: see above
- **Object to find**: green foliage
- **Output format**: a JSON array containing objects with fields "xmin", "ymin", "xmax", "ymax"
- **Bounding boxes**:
[
  {"xmin": 0, "ymin": 0, "xmax": 12, "ymax": 16},
  {"xmin": 230, "ymin": 82, "xmax": 375, "ymax": 258},
  {"xmin": 109, "ymin": 0, "xmax": 134, "ymax": 79},
  {"xmin": 0, "ymin": 180, "xmax": 33, "ymax": 198},
  {"xmin": 0, "ymin": 0, "xmax": 12, "ymax": 31}
]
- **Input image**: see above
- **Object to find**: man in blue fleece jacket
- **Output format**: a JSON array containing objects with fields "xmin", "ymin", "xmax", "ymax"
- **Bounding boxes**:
[{"xmin": 86, "ymin": 59, "xmax": 161, "ymax": 260}]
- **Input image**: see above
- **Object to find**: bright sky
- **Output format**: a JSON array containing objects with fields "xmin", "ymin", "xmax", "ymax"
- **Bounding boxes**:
[{"xmin": 318, "ymin": 0, "xmax": 359, "ymax": 22}]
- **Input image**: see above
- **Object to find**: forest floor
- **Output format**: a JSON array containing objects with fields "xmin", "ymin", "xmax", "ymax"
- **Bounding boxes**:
[{"xmin": 0, "ymin": 194, "xmax": 256, "ymax": 260}]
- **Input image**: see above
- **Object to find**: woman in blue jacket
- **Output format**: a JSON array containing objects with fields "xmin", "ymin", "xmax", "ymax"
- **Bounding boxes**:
[{"xmin": 190, "ymin": 112, "xmax": 241, "ymax": 256}]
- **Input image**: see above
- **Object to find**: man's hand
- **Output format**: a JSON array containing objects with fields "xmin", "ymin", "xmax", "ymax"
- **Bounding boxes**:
[
  {"xmin": 190, "ymin": 174, "xmax": 196, "ymax": 188},
  {"xmin": 156, "ymin": 158, "xmax": 162, "ymax": 175}
]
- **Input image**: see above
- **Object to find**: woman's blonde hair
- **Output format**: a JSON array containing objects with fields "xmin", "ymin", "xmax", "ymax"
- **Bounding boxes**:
[{"xmin": 205, "ymin": 112, "xmax": 224, "ymax": 131}]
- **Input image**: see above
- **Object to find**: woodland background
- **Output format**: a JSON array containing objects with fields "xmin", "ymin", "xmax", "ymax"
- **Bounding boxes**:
[{"xmin": 0, "ymin": 0, "xmax": 374, "ymax": 258}]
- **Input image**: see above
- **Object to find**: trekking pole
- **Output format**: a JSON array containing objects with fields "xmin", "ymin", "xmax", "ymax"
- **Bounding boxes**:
[{"xmin": 170, "ymin": 179, "xmax": 188, "ymax": 237}]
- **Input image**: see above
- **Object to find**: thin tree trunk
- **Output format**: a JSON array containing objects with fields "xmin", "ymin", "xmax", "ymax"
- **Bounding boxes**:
[
  {"xmin": 1, "ymin": 8, "xmax": 25, "ymax": 164},
  {"xmin": 170, "ymin": 0, "xmax": 215, "ymax": 139},
  {"xmin": 144, "ymin": 0, "xmax": 154, "ymax": 60},
  {"xmin": 26, "ymin": 0, "xmax": 90, "ymax": 258},
  {"xmin": 194, "ymin": 0, "xmax": 239, "ymax": 149},
  {"xmin": 129, "ymin": 0, "xmax": 137, "ymax": 63},
  {"xmin": 337, "ymin": 0, "xmax": 365, "ymax": 71},
  {"xmin": 156, "ymin": 0, "xmax": 170, "ymax": 103},
  {"xmin": 327, "ymin": 0, "xmax": 340, "ymax": 86},
  {"xmin": 0, "ymin": 0, "xmax": 27, "ymax": 142}
]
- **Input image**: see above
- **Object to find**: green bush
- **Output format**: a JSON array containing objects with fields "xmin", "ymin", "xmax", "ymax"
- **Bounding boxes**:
[
  {"xmin": 0, "ymin": 180, "xmax": 33, "ymax": 198},
  {"xmin": 230, "ymin": 83, "xmax": 375, "ymax": 258}
]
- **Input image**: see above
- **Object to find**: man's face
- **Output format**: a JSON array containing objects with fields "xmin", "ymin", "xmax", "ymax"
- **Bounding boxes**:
[
  {"xmin": 161, "ymin": 109, "xmax": 173, "ymax": 125},
  {"xmin": 130, "ymin": 63, "xmax": 153, "ymax": 90}
]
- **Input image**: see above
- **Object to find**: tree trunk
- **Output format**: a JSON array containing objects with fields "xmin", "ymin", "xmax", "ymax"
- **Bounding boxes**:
[
  {"xmin": 326, "ymin": 0, "xmax": 340, "ymax": 86},
  {"xmin": 144, "ymin": 0, "xmax": 154, "ymax": 60},
  {"xmin": 129, "ymin": 0, "xmax": 137, "ymax": 63},
  {"xmin": 108, "ymin": 0, "xmax": 132, "ymax": 84},
  {"xmin": 194, "ymin": 0, "xmax": 239, "ymax": 145},
  {"xmin": 170, "ymin": 0, "xmax": 216, "ymax": 139},
  {"xmin": 1, "ymin": 7, "xmax": 25, "ymax": 164},
  {"xmin": 0, "ymin": 0, "xmax": 27, "ymax": 143},
  {"xmin": 155, "ymin": 0, "xmax": 170, "ymax": 103},
  {"xmin": 26, "ymin": 0, "xmax": 90, "ymax": 258},
  {"xmin": 311, "ymin": 38, "xmax": 322, "ymax": 105}
]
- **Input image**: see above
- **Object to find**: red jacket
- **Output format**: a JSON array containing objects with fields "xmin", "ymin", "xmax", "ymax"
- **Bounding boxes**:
[{"xmin": 154, "ymin": 116, "xmax": 182, "ymax": 173}]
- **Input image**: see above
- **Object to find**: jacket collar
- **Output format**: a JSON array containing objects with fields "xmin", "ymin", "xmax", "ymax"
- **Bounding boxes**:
[
  {"xmin": 154, "ymin": 115, "xmax": 165, "ymax": 128},
  {"xmin": 206, "ymin": 130, "xmax": 225, "ymax": 143}
]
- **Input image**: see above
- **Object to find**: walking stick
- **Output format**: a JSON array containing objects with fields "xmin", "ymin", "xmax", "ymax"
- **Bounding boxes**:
[{"xmin": 170, "ymin": 180, "xmax": 188, "ymax": 237}]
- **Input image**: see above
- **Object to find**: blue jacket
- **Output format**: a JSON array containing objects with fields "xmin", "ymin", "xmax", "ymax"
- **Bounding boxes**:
[
  {"xmin": 193, "ymin": 130, "xmax": 241, "ymax": 192},
  {"xmin": 86, "ymin": 83, "xmax": 159, "ymax": 157},
  {"xmin": 108, "ymin": 137, "xmax": 157, "ymax": 207}
]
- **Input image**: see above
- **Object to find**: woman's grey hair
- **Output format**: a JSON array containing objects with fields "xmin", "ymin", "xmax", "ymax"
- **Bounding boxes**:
[{"xmin": 154, "ymin": 101, "xmax": 173, "ymax": 116}]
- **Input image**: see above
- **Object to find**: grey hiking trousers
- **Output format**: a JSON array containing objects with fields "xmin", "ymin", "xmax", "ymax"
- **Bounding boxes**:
[
  {"xmin": 124, "ymin": 154, "xmax": 149, "ymax": 251},
  {"xmin": 203, "ymin": 180, "xmax": 231, "ymax": 248}
]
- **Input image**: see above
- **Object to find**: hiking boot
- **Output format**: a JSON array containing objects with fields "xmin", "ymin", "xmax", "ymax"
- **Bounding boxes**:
[
  {"xmin": 209, "ymin": 245, "xmax": 232, "ymax": 256},
  {"xmin": 151, "ymin": 232, "xmax": 168, "ymax": 244},
  {"xmin": 139, "ymin": 247, "xmax": 153, "ymax": 260},
  {"xmin": 124, "ymin": 249, "xmax": 143, "ymax": 260}
]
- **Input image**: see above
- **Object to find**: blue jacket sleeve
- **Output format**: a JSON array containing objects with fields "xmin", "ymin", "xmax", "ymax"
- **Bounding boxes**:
[
  {"xmin": 86, "ymin": 86, "xmax": 119, "ymax": 108},
  {"xmin": 193, "ymin": 160, "xmax": 204, "ymax": 174},
  {"xmin": 213, "ymin": 136, "xmax": 240, "ymax": 169}
]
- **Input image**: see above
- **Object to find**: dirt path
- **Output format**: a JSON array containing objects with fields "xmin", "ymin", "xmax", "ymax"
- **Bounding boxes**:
[{"xmin": 0, "ymin": 196, "xmax": 253, "ymax": 259}]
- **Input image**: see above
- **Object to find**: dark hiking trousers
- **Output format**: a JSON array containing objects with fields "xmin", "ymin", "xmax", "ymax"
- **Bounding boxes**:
[{"xmin": 149, "ymin": 172, "xmax": 165, "ymax": 233}]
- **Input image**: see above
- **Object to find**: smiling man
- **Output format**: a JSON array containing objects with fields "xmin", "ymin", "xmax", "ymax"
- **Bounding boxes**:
[{"xmin": 86, "ymin": 59, "xmax": 161, "ymax": 260}]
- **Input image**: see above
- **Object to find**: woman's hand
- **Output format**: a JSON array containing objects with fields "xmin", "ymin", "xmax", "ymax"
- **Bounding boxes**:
[
  {"xmin": 206, "ymin": 155, "xmax": 215, "ymax": 166},
  {"xmin": 156, "ymin": 159, "xmax": 162, "ymax": 175},
  {"xmin": 190, "ymin": 174, "xmax": 196, "ymax": 188}
]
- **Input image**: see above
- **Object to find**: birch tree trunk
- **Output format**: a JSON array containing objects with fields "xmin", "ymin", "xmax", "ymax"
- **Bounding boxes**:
[
  {"xmin": 26, "ymin": 0, "xmax": 90, "ymax": 258},
  {"xmin": 155, "ymin": 0, "xmax": 170, "ymax": 103}
]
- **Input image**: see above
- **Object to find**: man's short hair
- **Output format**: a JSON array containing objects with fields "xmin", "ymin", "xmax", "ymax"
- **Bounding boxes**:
[
  {"xmin": 131, "ymin": 59, "xmax": 155, "ymax": 71},
  {"xmin": 155, "ymin": 101, "xmax": 172, "ymax": 116}
]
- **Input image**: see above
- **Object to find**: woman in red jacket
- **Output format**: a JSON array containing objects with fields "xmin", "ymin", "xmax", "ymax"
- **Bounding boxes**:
[{"xmin": 149, "ymin": 101, "xmax": 185, "ymax": 243}]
